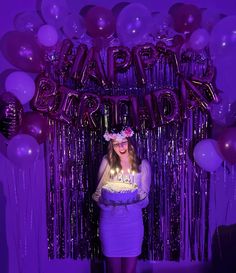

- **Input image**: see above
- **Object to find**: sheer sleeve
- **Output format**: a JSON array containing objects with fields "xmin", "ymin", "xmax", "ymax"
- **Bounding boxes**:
[
  {"xmin": 97, "ymin": 156, "xmax": 109, "ymax": 185},
  {"xmin": 93, "ymin": 156, "xmax": 114, "ymax": 211},
  {"xmin": 93, "ymin": 155, "xmax": 109, "ymax": 196},
  {"xmin": 140, "ymin": 159, "xmax": 151, "ymax": 194},
  {"xmin": 127, "ymin": 159, "xmax": 151, "ymax": 209}
]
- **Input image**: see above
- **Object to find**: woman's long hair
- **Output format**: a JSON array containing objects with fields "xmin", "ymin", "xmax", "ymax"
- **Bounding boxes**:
[{"xmin": 107, "ymin": 138, "xmax": 141, "ymax": 173}]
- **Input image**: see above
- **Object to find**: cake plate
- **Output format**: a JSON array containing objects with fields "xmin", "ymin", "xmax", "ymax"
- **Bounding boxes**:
[{"xmin": 92, "ymin": 190, "xmax": 147, "ymax": 206}]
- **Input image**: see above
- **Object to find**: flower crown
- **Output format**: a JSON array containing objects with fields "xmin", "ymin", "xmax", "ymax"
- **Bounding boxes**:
[{"xmin": 103, "ymin": 127, "xmax": 134, "ymax": 142}]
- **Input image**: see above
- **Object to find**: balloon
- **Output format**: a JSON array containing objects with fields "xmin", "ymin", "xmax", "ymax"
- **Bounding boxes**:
[
  {"xmin": 14, "ymin": 11, "xmax": 43, "ymax": 32},
  {"xmin": 37, "ymin": 24, "xmax": 58, "ymax": 47},
  {"xmin": 1, "ymin": 31, "xmax": 44, "ymax": 73},
  {"xmin": 193, "ymin": 139, "xmax": 223, "ymax": 172},
  {"xmin": 152, "ymin": 89, "xmax": 180, "ymax": 125},
  {"xmin": 201, "ymin": 9, "xmax": 224, "ymax": 32},
  {"xmin": 5, "ymin": 71, "xmax": 35, "ymax": 105},
  {"xmin": 116, "ymin": 3, "xmax": 152, "ymax": 46},
  {"xmin": 130, "ymin": 94, "xmax": 155, "ymax": 130},
  {"xmin": 133, "ymin": 43, "xmax": 157, "ymax": 86},
  {"xmin": 78, "ymin": 93, "xmax": 101, "ymax": 129},
  {"xmin": 209, "ymin": 16, "xmax": 236, "ymax": 61},
  {"xmin": 171, "ymin": 4, "xmax": 202, "ymax": 33},
  {"xmin": 79, "ymin": 5, "xmax": 95, "ymax": 17},
  {"xmin": 7, "ymin": 134, "xmax": 40, "ymax": 168},
  {"xmin": 102, "ymin": 95, "xmax": 129, "ymax": 126},
  {"xmin": 214, "ymin": 56, "xmax": 236, "ymax": 103},
  {"xmin": 57, "ymin": 39, "xmax": 74, "ymax": 73},
  {"xmin": 210, "ymin": 122, "xmax": 226, "ymax": 140},
  {"xmin": 169, "ymin": 34, "xmax": 185, "ymax": 54},
  {"xmin": 225, "ymin": 101, "xmax": 236, "ymax": 126},
  {"xmin": 107, "ymin": 46, "xmax": 132, "ymax": 86},
  {"xmin": 49, "ymin": 87, "xmax": 79, "ymax": 123},
  {"xmin": 218, "ymin": 127, "xmax": 236, "ymax": 164},
  {"xmin": 151, "ymin": 12, "xmax": 173, "ymax": 38},
  {"xmin": 182, "ymin": 79, "xmax": 211, "ymax": 111},
  {"xmin": 14, "ymin": 11, "xmax": 44, "ymax": 32},
  {"xmin": 70, "ymin": 44, "xmax": 87, "ymax": 81},
  {"xmin": 84, "ymin": 6, "xmax": 115, "ymax": 38},
  {"xmin": 80, "ymin": 47, "xmax": 107, "ymax": 87},
  {"xmin": 189, "ymin": 28, "xmax": 210, "ymax": 51},
  {"xmin": 0, "ymin": 92, "xmax": 23, "ymax": 139},
  {"xmin": 21, "ymin": 112, "xmax": 50, "ymax": 144},
  {"xmin": 62, "ymin": 14, "xmax": 85, "ymax": 40},
  {"xmin": 168, "ymin": 2, "xmax": 184, "ymax": 17},
  {"xmin": 31, "ymin": 76, "xmax": 58, "ymax": 112},
  {"xmin": 111, "ymin": 2, "xmax": 130, "ymax": 18},
  {"xmin": 210, "ymin": 99, "xmax": 231, "ymax": 125},
  {"xmin": 41, "ymin": 0, "xmax": 69, "ymax": 28}
]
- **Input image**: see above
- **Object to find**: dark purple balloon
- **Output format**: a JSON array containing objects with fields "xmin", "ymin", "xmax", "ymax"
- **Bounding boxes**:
[
  {"xmin": 168, "ymin": 2, "xmax": 184, "ymax": 16},
  {"xmin": 79, "ymin": 5, "xmax": 95, "ymax": 17},
  {"xmin": 7, "ymin": 134, "xmax": 40, "ymax": 168},
  {"xmin": 218, "ymin": 127, "xmax": 236, "ymax": 164},
  {"xmin": 171, "ymin": 4, "xmax": 202, "ymax": 33},
  {"xmin": 85, "ymin": 6, "xmax": 115, "ymax": 38},
  {"xmin": 112, "ymin": 2, "xmax": 130, "ymax": 18},
  {"xmin": 1, "ymin": 31, "xmax": 45, "ymax": 73},
  {"xmin": 21, "ymin": 112, "xmax": 50, "ymax": 144}
]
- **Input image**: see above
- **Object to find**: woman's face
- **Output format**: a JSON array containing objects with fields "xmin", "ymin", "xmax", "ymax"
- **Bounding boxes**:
[{"xmin": 112, "ymin": 138, "xmax": 129, "ymax": 158}]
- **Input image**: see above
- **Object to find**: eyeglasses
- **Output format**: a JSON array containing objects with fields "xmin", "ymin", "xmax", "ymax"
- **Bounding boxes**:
[{"xmin": 113, "ymin": 141, "xmax": 128, "ymax": 148}]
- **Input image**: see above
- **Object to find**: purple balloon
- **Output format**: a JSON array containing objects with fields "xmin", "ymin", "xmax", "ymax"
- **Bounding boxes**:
[
  {"xmin": 7, "ymin": 134, "xmax": 40, "ymax": 168},
  {"xmin": 193, "ymin": 139, "xmax": 223, "ymax": 172},
  {"xmin": 112, "ymin": 2, "xmax": 130, "ymax": 18},
  {"xmin": 151, "ymin": 12, "xmax": 173, "ymax": 37},
  {"xmin": 85, "ymin": 6, "xmax": 115, "ymax": 38},
  {"xmin": 218, "ymin": 127, "xmax": 236, "ymax": 164},
  {"xmin": 168, "ymin": 2, "xmax": 184, "ymax": 17},
  {"xmin": 201, "ymin": 9, "xmax": 223, "ymax": 32},
  {"xmin": 116, "ymin": 3, "xmax": 152, "ymax": 46},
  {"xmin": 215, "ymin": 55, "xmax": 236, "ymax": 103},
  {"xmin": 14, "ymin": 11, "xmax": 44, "ymax": 32},
  {"xmin": 210, "ymin": 15, "xmax": 236, "ymax": 61},
  {"xmin": 5, "ymin": 71, "xmax": 36, "ymax": 105},
  {"xmin": 41, "ymin": 0, "xmax": 69, "ymax": 28},
  {"xmin": 189, "ymin": 28, "xmax": 210, "ymax": 51},
  {"xmin": 21, "ymin": 112, "xmax": 49, "ymax": 144},
  {"xmin": 37, "ymin": 24, "xmax": 58, "ymax": 47},
  {"xmin": 210, "ymin": 99, "xmax": 231, "ymax": 125},
  {"xmin": 171, "ymin": 4, "xmax": 202, "ymax": 33},
  {"xmin": 62, "ymin": 14, "xmax": 85, "ymax": 40},
  {"xmin": 79, "ymin": 5, "xmax": 95, "ymax": 17},
  {"xmin": 225, "ymin": 101, "xmax": 236, "ymax": 127},
  {"xmin": 1, "ymin": 31, "xmax": 44, "ymax": 73}
]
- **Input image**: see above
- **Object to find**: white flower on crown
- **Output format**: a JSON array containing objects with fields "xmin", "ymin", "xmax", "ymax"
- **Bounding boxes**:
[{"xmin": 103, "ymin": 127, "xmax": 134, "ymax": 141}]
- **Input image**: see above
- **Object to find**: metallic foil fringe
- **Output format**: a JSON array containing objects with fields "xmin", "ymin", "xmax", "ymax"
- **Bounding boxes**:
[{"xmin": 45, "ymin": 46, "xmax": 211, "ymax": 261}]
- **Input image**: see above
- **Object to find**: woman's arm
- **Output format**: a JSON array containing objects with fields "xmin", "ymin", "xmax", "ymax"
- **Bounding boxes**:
[
  {"xmin": 128, "ymin": 159, "xmax": 151, "ymax": 209},
  {"xmin": 140, "ymin": 159, "xmax": 151, "ymax": 194},
  {"xmin": 94, "ymin": 156, "xmax": 114, "ymax": 210}
]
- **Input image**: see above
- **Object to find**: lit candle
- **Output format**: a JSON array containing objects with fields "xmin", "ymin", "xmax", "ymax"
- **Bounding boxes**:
[
  {"xmin": 121, "ymin": 170, "xmax": 124, "ymax": 182},
  {"xmin": 128, "ymin": 169, "xmax": 130, "ymax": 183},
  {"xmin": 132, "ymin": 171, "xmax": 135, "ymax": 184},
  {"xmin": 110, "ymin": 169, "xmax": 115, "ymax": 180},
  {"xmin": 116, "ymin": 168, "xmax": 119, "ymax": 175}
]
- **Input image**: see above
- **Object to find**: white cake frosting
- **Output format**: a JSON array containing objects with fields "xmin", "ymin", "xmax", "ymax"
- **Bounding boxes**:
[{"xmin": 101, "ymin": 181, "xmax": 138, "ymax": 204}]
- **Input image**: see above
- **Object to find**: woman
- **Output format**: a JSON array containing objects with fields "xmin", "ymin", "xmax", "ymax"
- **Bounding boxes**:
[{"xmin": 94, "ymin": 125, "xmax": 151, "ymax": 273}]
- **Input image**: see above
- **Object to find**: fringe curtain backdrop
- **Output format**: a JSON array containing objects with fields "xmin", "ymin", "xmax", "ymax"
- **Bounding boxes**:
[{"xmin": 45, "ymin": 45, "xmax": 210, "ymax": 261}]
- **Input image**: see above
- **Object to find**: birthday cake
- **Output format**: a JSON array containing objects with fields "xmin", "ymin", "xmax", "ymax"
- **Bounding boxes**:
[{"xmin": 101, "ymin": 181, "xmax": 138, "ymax": 204}]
